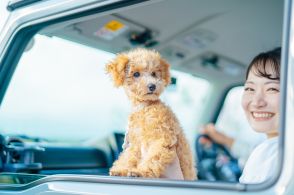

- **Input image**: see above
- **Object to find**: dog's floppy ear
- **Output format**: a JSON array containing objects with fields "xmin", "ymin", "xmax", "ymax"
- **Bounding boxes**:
[
  {"xmin": 106, "ymin": 54, "xmax": 129, "ymax": 87},
  {"xmin": 160, "ymin": 59, "xmax": 171, "ymax": 86}
]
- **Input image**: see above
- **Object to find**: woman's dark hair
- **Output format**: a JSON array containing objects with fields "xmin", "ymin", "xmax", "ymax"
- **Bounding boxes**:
[{"xmin": 245, "ymin": 47, "xmax": 281, "ymax": 80}]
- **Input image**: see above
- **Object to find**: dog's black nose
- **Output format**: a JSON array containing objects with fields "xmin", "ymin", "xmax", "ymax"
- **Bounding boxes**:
[{"xmin": 148, "ymin": 84, "xmax": 156, "ymax": 92}]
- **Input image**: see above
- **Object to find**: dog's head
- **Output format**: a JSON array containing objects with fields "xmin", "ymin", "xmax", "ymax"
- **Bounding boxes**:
[{"xmin": 106, "ymin": 48, "xmax": 170, "ymax": 102}]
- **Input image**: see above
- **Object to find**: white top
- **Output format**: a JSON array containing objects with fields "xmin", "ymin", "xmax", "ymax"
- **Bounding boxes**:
[{"xmin": 239, "ymin": 137, "xmax": 278, "ymax": 184}]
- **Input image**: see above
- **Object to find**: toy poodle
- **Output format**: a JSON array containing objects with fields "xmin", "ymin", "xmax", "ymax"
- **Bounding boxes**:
[{"xmin": 106, "ymin": 48, "xmax": 196, "ymax": 180}]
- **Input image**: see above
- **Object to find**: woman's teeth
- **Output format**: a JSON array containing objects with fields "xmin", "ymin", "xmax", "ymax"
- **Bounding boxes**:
[{"xmin": 252, "ymin": 112, "xmax": 274, "ymax": 119}]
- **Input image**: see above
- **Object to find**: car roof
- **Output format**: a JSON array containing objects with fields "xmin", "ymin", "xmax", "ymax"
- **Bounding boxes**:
[{"xmin": 40, "ymin": 0, "xmax": 283, "ymax": 86}]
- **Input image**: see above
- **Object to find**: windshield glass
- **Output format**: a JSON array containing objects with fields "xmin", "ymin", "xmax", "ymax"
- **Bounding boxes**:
[{"xmin": 0, "ymin": 35, "xmax": 211, "ymax": 144}]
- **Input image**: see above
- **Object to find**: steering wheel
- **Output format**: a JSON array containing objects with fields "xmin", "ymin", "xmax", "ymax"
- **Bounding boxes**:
[
  {"xmin": 195, "ymin": 134, "xmax": 241, "ymax": 182},
  {"xmin": 0, "ymin": 135, "xmax": 45, "ymax": 173}
]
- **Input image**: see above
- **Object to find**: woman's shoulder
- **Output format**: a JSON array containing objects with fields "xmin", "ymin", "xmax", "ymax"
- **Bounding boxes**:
[
  {"xmin": 255, "ymin": 137, "xmax": 278, "ymax": 152},
  {"xmin": 239, "ymin": 137, "xmax": 279, "ymax": 184},
  {"xmin": 247, "ymin": 137, "xmax": 278, "ymax": 161}
]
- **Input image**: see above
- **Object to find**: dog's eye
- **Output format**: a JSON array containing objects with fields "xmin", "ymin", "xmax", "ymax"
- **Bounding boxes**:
[
  {"xmin": 133, "ymin": 72, "xmax": 140, "ymax": 78},
  {"xmin": 151, "ymin": 72, "xmax": 157, "ymax": 77}
]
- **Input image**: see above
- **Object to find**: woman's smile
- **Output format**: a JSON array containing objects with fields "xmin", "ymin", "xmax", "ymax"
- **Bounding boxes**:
[{"xmin": 251, "ymin": 111, "xmax": 275, "ymax": 121}]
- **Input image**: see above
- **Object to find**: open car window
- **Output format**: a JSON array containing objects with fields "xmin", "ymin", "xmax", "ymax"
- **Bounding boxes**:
[{"xmin": 0, "ymin": 0, "xmax": 286, "ymax": 192}]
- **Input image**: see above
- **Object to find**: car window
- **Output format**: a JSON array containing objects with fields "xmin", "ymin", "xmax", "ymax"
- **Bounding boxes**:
[{"xmin": 0, "ymin": 34, "xmax": 211, "ymax": 144}]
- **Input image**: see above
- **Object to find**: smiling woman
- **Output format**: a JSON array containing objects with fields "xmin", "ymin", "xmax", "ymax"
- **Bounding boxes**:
[
  {"xmin": 242, "ymin": 48, "xmax": 281, "ymax": 137},
  {"xmin": 240, "ymin": 47, "xmax": 281, "ymax": 184}
]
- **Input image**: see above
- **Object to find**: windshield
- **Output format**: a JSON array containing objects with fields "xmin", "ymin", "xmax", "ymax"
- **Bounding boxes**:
[{"xmin": 0, "ymin": 35, "xmax": 211, "ymax": 144}]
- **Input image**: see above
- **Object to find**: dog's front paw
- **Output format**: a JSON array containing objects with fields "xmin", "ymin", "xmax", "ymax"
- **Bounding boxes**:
[
  {"xmin": 127, "ymin": 168, "xmax": 156, "ymax": 178},
  {"xmin": 109, "ymin": 171, "xmax": 121, "ymax": 176},
  {"xmin": 127, "ymin": 170, "xmax": 142, "ymax": 177},
  {"xmin": 109, "ymin": 168, "xmax": 128, "ymax": 177}
]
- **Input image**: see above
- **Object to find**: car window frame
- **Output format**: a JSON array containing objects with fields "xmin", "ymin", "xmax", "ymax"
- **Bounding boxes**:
[{"xmin": 0, "ymin": 0, "xmax": 290, "ymax": 192}]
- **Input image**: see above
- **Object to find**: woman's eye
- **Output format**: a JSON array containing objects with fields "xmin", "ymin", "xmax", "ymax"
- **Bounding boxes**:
[
  {"xmin": 267, "ymin": 88, "xmax": 279, "ymax": 92},
  {"xmin": 244, "ymin": 87, "xmax": 254, "ymax": 92},
  {"xmin": 133, "ymin": 72, "xmax": 140, "ymax": 78},
  {"xmin": 151, "ymin": 72, "xmax": 157, "ymax": 77}
]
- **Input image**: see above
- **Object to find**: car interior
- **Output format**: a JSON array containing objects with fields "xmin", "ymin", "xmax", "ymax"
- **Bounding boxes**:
[{"xmin": 0, "ymin": 0, "xmax": 284, "ymax": 184}]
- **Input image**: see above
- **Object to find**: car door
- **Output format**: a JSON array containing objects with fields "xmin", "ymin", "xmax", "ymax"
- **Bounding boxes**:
[{"xmin": 0, "ymin": 0, "xmax": 293, "ymax": 195}]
